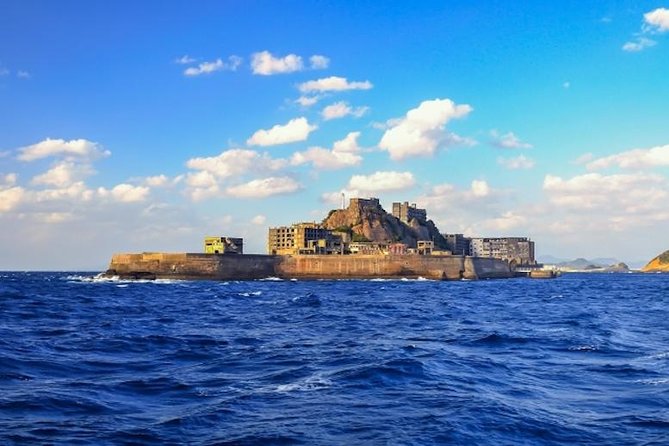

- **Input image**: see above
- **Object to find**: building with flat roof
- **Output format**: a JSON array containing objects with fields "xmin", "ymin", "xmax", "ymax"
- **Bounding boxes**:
[
  {"xmin": 443, "ymin": 233, "xmax": 471, "ymax": 256},
  {"xmin": 469, "ymin": 237, "xmax": 535, "ymax": 265},
  {"xmin": 268, "ymin": 222, "xmax": 343, "ymax": 255},
  {"xmin": 392, "ymin": 202, "xmax": 427, "ymax": 224},
  {"xmin": 204, "ymin": 237, "xmax": 243, "ymax": 254}
]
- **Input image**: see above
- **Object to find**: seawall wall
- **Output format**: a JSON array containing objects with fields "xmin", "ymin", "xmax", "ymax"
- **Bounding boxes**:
[{"xmin": 105, "ymin": 253, "xmax": 512, "ymax": 281}]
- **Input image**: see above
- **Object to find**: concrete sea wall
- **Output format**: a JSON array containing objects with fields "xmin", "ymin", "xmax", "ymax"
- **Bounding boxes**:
[{"xmin": 105, "ymin": 253, "xmax": 512, "ymax": 281}]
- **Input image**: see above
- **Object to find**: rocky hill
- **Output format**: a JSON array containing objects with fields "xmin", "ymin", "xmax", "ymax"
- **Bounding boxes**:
[
  {"xmin": 322, "ymin": 199, "xmax": 448, "ymax": 249},
  {"xmin": 642, "ymin": 250, "xmax": 669, "ymax": 272}
]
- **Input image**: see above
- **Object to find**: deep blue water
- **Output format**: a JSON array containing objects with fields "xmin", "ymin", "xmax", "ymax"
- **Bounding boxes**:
[{"xmin": 1, "ymin": 272, "xmax": 669, "ymax": 445}]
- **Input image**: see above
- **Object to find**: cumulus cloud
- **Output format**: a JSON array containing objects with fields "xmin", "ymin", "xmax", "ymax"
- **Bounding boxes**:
[
  {"xmin": 31, "ymin": 161, "xmax": 95, "ymax": 188},
  {"xmin": 644, "ymin": 7, "xmax": 669, "ymax": 32},
  {"xmin": 291, "ymin": 132, "xmax": 363, "ymax": 170},
  {"xmin": 586, "ymin": 144, "xmax": 669, "ymax": 170},
  {"xmin": 321, "ymin": 101, "xmax": 369, "ymax": 120},
  {"xmin": 247, "ymin": 117, "xmax": 317, "ymax": 146},
  {"xmin": 226, "ymin": 177, "xmax": 301, "ymax": 198},
  {"xmin": 320, "ymin": 171, "xmax": 416, "ymax": 205},
  {"xmin": 498, "ymin": 155, "xmax": 535, "ymax": 170},
  {"xmin": 251, "ymin": 51, "xmax": 303, "ymax": 75},
  {"xmin": 378, "ymin": 98, "xmax": 473, "ymax": 160},
  {"xmin": 623, "ymin": 8, "xmax": 669, "ymax": 52},
  {"xmin": 187, "ymin": 149, "xmax": 287, "ymax": 179},
  {"xmin": 184, "ymin": 56, "xmax": 242, "ymax": 76},
  {"xmin": 18, "ymin": 138, "xmax": 110, "ymax": 162},
  {"xmin": 411, "ymin": 180, "xmax": 511, "ymax": 236},
  {"xmin": 251, "ymin": 215, "xmax": 267, "ymax": 225},
  {"xmin": 183, "ymin": 149, "xmax": 295, "ymax": 201},
  {"xmin": 295, "ymin": 96, "xmax": 320, "ymax": 107},
  {"xmin": 98, "ymin": 183, "xmax": 150, "ymax": 203},
  {"xmin": 17, "ymin": 70, "xmax": 30, "ymax": 79},
  {"xmin": 348, "ymin": 171, "xmax": 415, "ymax": 192},
  {"xmin": 0, "ymin": 186, "xmax": 25, "ymax": 212},
  {"xmin": 543, "ymin": 173, "xmax": 668, "ymax": 214},
  {"xmin": 490, "ymin": 130, "xmax": 533, "ymax": 149},
  {"xmin": 622, "ymin": 37, "xmax": 657, "ymax": 52},
  {"xmin": 143, "ymin": 174, "xmax": 169, "ymax": 187},
  {"xmin": 299, "ymin": 76, "xmax": 373, "ymax": 93},
  {"xmin": 309, "ymin": 55, "xmax": 330, "ymax": 69}
]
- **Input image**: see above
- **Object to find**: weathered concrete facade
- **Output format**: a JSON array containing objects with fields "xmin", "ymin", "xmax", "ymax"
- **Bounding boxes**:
[{"xmin": 105, "ymin": 252, "xmax": 513, "ymax": 281}]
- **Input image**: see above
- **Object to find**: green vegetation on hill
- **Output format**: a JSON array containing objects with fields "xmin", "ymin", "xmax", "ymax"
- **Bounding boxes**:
[{"xmin": 659, "ymin": 251, "xmax": 669, "ymax": 264}]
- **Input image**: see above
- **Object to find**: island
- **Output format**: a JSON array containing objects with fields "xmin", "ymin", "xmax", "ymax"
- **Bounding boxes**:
[
  {"xmin": 642, "ymin": 250, "xmax": 669, "ymax": 273},
  {"xmin": 103, "ymin": 197, "xmax": 555, "ymax": 281}
]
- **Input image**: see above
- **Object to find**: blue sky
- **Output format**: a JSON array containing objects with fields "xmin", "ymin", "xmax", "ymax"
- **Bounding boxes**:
[{"xmin": 1, "ymin": 1, "xmax": 669, "ymax": 269}]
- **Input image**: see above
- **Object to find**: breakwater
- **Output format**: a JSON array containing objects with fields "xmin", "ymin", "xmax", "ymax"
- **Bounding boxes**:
[{"xmin": 104, "ymin": 253, "xmax": 513, "ymax": 281}]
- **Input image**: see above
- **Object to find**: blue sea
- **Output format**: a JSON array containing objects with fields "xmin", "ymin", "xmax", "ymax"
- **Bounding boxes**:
[{"xmin": 1, "ymin": 272, "xmax": 669, "ymax": 445}]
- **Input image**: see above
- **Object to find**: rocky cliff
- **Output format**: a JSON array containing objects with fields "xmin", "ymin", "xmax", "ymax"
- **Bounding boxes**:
[
  {"xmin": 642, "ymin": 250, "xmax": 669, "ymax": 272},
  {"xmin": 322, "ymin": 199, "xmax": 448, "ymax": 249}
]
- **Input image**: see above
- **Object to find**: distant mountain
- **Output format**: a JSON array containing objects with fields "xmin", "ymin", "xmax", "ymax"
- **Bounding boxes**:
[
  {"xmin": 559, "ymin": 258, "xmax": 600, "ymax": 270},
  {"xmin": 538, "ymin": 256, "xmax": 632, "ymax": 272},
  {"xmin": 642, "ymin": 250, "xmax": 669, "ymax": 273}
]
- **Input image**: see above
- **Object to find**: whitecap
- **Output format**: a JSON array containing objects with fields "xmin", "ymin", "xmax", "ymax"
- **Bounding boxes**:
[
  {"xmin": 569, "ymin": 344, "xmax": 598, "ymax": 352},
  {"xmin": 275, "ymin": 374, "xmax": 332, "ymax": 392},
  {"xmin": 635, "ymin": 378, "xmax": 669, "ymax": 385},
  {"xmin": 238, "ymin": 291, "xmax": 262, "ymax": 297}
]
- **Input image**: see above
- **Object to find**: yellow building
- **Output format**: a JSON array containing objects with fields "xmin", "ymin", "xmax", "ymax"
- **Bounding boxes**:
[
  {"xmin": 268, "ymin": 223, "xmax": 342, "ymax": 255},
  {"xmin": 204, "ymin": 237, "xmax": 243, "ymax": 254}
]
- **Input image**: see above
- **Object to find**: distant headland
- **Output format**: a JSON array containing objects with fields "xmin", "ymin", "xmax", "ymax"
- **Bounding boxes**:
[{"xmin": 642, "ymin": 250, "xmax": 669, "ymax": 273}]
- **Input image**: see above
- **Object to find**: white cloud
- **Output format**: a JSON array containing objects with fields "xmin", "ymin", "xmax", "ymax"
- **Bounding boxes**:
[
  {"xmin": 622, "ymin": 8, "xmax": 669, "ymax": 52},
  {"xmin": 543, "ymin": 173, "xmax": 668, "ymax": 213},
  {"xmin": 184, "ymin": 56, "xmax": 241, "ymax": 76},
  {"xmin": 175, "ymin": 55, "xmax": 196, "ymax": 64},
  {"xmin": 251, "ymin": 215, "xmax": 267, "ymax": 225},
  {"xmin": 485, "ymin": 211, "xmax": 527, "ymax": 232},
  {"xmin": 0, "ymin": 187, "xmax": 26, "ymax": 212},
  {"xmin": 644, "ymin": 7, "xmax": 669, "ymax": 32},
  {"xmin": 31, "ymin": 161, "xmax": 95, "ymax": 188},
  {"xmin": 3, "ymin": 173, "xmax": 17, "ymax": 186},
  {"xmin": 17, "ymin": 70, "xmax": 30, "ymax": 79},
  {"xmin": 378, "ymin": 98, "xmax": 473, "ymax": 160},
  {"xmin": 320, "ymin": 171, "xmax": 415, "ymax": 205},
  {"xmin": 247, "ymin": 117, "xmax": 317, "ymax": 146},
  {"xmin": 295, "ymin": 95, "xmax": 320, "ymax": 107},
  {"xmin": 98, "ymin": 183, "xmax": 150, "ymax": 203},
  {"xmin": 251, "ymin": 51, "xmax": 303, "ymax": 75},
  {"xmin": 309, "ymin": 55, "xmax": 330, "ymax": 69},
  {"xmin": 471, "ymin": 180, "xmax": 490, "ymax": 197},
  {"xmin": 0, "ymin": 68, "xmax": 9, "ymax": 76},
  {"xmin": 34, "ymin": 181, "xmax": 94, "ymax": 203},
  {"xmin": 18, "ymin": 138, "xmax": 110, "ymax": 162},
  {"xmin": 291, "ymin": 132, "xmax": 363, "ymax": 170},
  {"xmin": 144, "ymin": 174, "xmax": 169, "ymax": 187},
  {"xmin": 490, "ymin": 130, "xmax": 533, "ymax": 149},
  {"xmin": 321, "ymin": 101, "xmax": 369, "ymax": 120},
  {"xmin": 225, "ymin": 176, "xmax": 301, "ymax": 198},
  {"xmin": 299, "ymin": 76, "xmax": 373, "ymax": 93},
  {"xmin": 348, "ymin": 171, "xmax": 415, "ymax": 192},
  {"xmin": 586, "ymin": 144, "xmax": 669, "ymax": 170},
  {"xmin": 35, "ymin": 212, "xmax": 75, "ymax": 224},
  {"xmin": 186, "ymin": 148, "xmax": 287, "ymax": 179},
  {"xmin": 498, "ymin": 155, "xmax": 535, "ymax": 170},
  {"xmin": 622, "ymin": 37, "xmax": 657, "ymax": 52}
]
